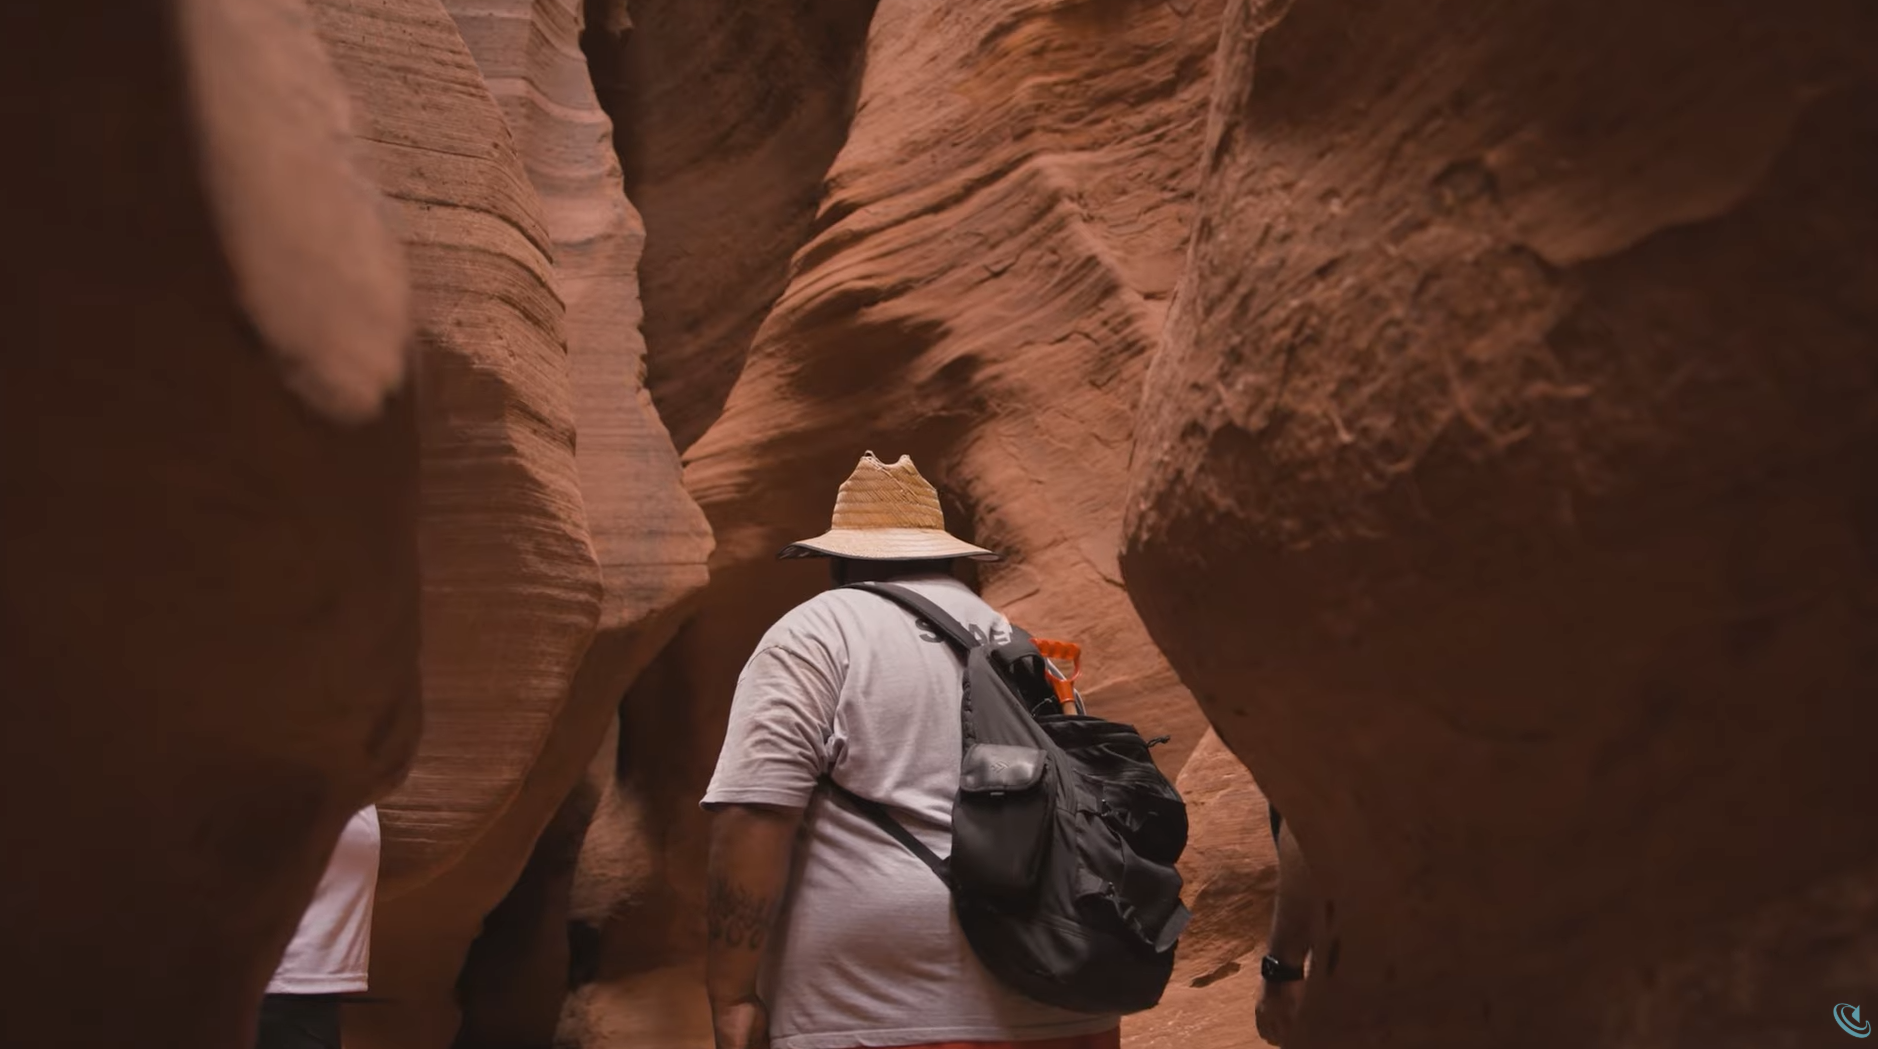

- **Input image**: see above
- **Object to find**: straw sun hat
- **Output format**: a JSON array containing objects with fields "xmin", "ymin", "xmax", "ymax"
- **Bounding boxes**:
[{"xmin": 778, "ymin": 451, "xmax": 1001, "ymax": 562}]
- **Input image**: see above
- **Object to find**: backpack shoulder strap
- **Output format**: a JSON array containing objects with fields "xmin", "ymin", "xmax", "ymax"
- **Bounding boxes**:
[
  {"xmin": 842, "ymin": 581, "xmax": 980, "ymax": 653},
  {"xmin": 822, "ymin": 777, "xmax": 953, "ymax": 889}
]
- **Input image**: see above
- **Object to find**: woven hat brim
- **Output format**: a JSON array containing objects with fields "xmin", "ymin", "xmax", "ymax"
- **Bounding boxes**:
[{"xmin": 777, "ymin": 527, "xmax": 1001, "ymax": 562}]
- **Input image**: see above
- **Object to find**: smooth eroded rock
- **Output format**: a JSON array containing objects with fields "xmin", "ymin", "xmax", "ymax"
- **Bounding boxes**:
[
  {"xmin": 0, "ymin": 0, "xmax": 419, "ymax": 1044},
  {"xmin": 437, "ymin": 1, "xmax": 717, "ymax": 1044},
  {"xmin": 1124, "ymin": 0, "xmax": 1878, "ymax": 1043},
  {"xmin": 308, "ymin": 0, "xmax": 612, "ymax": 1043},
  {"xmin": 583, "ymin": 0, "xmax": 879, "ymax": 450}
]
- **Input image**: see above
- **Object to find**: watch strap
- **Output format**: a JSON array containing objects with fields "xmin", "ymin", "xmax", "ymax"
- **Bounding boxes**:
[{"xmin": 1261, "ymin": 953, "xmax": 1306, "ymax": 983}]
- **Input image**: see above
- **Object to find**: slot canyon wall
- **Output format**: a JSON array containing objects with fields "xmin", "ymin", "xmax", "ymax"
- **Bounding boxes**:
[
  {"xmin": 7, "ymin": 0, "xmax": 1874, "ymax": 1047},
  {"xmin": 302, "ymin": 0, "xmax": 714, "ymax": 1044},
  {"xmin": 1124, "ymin": 0, "xmax": 1878, "ymax": 1046},
  {"xmin": 1, "ymin": 0, "xmax": 421, "ymax": 1045}
]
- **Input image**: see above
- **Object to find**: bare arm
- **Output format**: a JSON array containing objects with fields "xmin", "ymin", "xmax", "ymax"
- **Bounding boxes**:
[
  {"xmin": 1256, "ymin": 815, "xmax": 1316, "ymax": 1045},
  {"xmin": 705, "ymin": 803, "xmax": 804, "ymax": 1049},
  {"xmin": 1268, "ymin": 818, "xmax": 1315, "ymax": 966}
]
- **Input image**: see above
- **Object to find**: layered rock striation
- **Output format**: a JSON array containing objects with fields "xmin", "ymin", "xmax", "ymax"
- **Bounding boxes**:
[{"xmin": 309, "ymin": 0, "xmax": 706, "ymax": 1044}]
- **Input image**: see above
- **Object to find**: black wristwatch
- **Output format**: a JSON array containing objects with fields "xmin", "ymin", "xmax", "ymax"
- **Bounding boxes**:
[{"xmin": 1261, "ymin": 953, "xmax": 1306, "ymax": 983}]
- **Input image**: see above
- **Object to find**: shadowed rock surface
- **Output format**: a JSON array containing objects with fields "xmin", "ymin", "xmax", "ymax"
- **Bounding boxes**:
[
  {"xmin": 0, "ymin": 0, "xmax": 420, "ymax": 1045},
  {"xmin": 583, "ymin": 0, "xmax": 879, "ymax": 451},
  {"xmin": 1124, "ymin": 0, "xmax": 1878, "ymax": 1044}
]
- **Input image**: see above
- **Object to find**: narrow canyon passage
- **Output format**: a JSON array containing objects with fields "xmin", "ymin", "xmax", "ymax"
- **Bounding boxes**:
[{"xmin": 3, "ymin": 1, "xmax": 1874, "ymax": 1048}]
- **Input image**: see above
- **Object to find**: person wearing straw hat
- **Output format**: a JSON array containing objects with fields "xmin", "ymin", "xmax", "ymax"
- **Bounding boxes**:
[{"xmin": 701, "ymin": 452, "xmax": 1121, "ymax": 1049}]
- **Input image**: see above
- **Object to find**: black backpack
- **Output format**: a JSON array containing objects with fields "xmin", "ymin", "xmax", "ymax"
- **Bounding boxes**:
[{"xmin": 823, "ymin": 582, "xmax": 1191, "ymax": 1014}]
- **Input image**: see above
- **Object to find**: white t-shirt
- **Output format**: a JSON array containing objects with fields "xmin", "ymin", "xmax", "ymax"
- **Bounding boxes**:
[
  {"xmin": 703, "ymin": 574, "xmax": 1119, "ymax": 1049},
  {"xmin": 268, "ymin": 805, "xmax": 380, "ymax": 995}
]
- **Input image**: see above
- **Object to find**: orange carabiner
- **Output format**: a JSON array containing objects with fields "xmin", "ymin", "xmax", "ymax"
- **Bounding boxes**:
[{"xmin": 1031, "ymin": 638, "xmax": 1082, "ymax": 714}]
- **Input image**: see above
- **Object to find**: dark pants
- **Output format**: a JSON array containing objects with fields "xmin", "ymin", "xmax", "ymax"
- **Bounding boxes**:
[{"xmin": 257, "ymin": 993, "xmax": 341, "ymax": 1049}]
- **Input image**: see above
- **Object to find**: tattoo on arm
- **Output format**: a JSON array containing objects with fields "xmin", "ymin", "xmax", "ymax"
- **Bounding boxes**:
[{"xmin": 706, "ymin": 877, "xmax": 776, "ymax": 951}]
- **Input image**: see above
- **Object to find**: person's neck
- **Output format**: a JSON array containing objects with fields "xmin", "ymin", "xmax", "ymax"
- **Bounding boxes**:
[{"xmin": 831, "ymin": 559, "xmax": 955, "ymax": 586}]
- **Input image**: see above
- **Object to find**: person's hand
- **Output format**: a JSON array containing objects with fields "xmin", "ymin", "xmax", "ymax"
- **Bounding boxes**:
[
  {"xmin": 713, "ymin": 997, "xmax": 770, "ymax": 1049},
  {"xmin": 1255, "ymin": 978, "xmax": 1304, "ymax": 1045}
]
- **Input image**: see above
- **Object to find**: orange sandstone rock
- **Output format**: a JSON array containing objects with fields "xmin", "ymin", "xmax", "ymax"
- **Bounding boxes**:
[
  {"xmin": 0, "ymin": 0, "xmax": 419, "ymax": 1045},
  {"xmin": 585, "ymin": 0, "xmax": 879, "ymax": 451},
  {"xmin": 1124, "ymin": 0, "xmax": 1878, "ymax": 1043},
  {"xmin": 306, "ymin": 0, "xmax": 714, "ymax": 1045},
  {"xmin": 308, "ymin": 0, "xmax": 596, "ymax": 1042}
]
